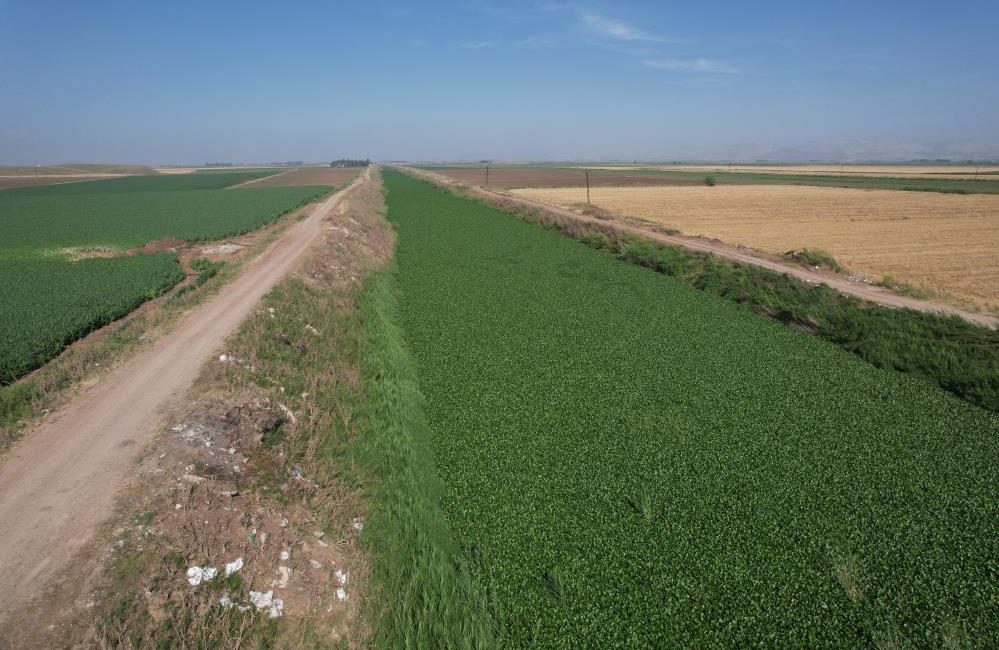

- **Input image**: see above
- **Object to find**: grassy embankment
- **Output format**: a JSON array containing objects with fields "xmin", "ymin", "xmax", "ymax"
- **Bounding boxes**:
[{"xmin": 381, "ymin": 168, "xmax": 997, "ymax": 647}]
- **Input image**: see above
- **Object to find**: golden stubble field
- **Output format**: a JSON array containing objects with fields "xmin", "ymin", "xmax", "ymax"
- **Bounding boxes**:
[
  {"xmin": 574, "ymin": 164, "xmax": 999, "ymax": 180},
  {"xmin": 512, "ymin": 185, "xmax": 999, "ymax": 311}
]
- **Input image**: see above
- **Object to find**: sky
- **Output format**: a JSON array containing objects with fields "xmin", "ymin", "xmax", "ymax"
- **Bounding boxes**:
[{"xmin": 2, "ymin": 0, "xmax": 998, "ymax": 164}]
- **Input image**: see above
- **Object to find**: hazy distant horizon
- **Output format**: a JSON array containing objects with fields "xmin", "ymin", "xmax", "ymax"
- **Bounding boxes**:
[{"xmin": 3, "ymin": 1, "xmax": 997, "ymax": 166}]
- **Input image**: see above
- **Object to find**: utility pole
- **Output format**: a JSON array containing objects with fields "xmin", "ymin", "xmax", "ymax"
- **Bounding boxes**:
[
  {"xmin": 485, "ymin": 165, "xmax": 490, "ymax": 187},
  {"xmin": 975, "ymin": 165, "xmax": 980, "ymax": 181},
  {"xmin": 585, "ymin": 170, "xmax": 591, "ymax": 205}
]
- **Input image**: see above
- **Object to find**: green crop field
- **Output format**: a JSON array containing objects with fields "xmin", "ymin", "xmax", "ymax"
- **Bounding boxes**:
[
  {"xmin": 0, "ymin": 172, "xmax": 332, "ymax": 384},
  {"xmin": 0, "ymin": 256, "xmax": 184, "ymax": 382},
  {"xmin": 0, "ymin": 186, "xmax": 328, "ymax": 255},
  {"xmin": 381, "ymin": 170, "xmax": 998, "ymax": 648}
]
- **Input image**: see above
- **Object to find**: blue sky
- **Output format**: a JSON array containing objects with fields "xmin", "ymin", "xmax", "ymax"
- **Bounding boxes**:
[{"xmin": 2, "ymin": 0, "xmax": 998, "ymax": 163}]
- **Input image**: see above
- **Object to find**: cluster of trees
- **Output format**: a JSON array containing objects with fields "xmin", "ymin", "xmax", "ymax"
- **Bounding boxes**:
[{"xmin": 330, "ymin": 159, "xmax": 371, "ymax": 168}]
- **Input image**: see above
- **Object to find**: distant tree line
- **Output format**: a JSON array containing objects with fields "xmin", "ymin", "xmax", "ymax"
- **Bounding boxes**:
[{"xmin": 330, "ymin": 159, "xmax": 371, "ymax": 168}]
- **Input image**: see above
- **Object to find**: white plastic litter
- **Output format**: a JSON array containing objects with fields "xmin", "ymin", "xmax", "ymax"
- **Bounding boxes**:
[
  {"xmin": 276, "ymin": 566, "xmax": 291, "ymax": 588},
  {"xmin": 335, "ymin": 569, "xmax": 349, "ymax": 586},
  {"xmin": 186, "ymin": 565, "xmax": 218, "ymax": 586},
  {"xmin": 249, "ymin": 590, "xmax": 284, "ymax": 618},
  {"xmin": 336, "ymin": 587, "xmax": 348, "ymax": 601},
  {"xmin": 219, "ymin": 354, "xmax": 229, "ymax": 362},
  {"xmin": 351, "ymin": 518, "xmax": 364, "ymax": 532},
  {"xmin": 280, "ymin": 549, "xmax": 290, "ymax": 560},
  {"xmin": 309, "ymin": 559, "xmax": 322, "ymax": 569},
  {"xmin": 224, "ymin": 557, "xmax": 244, "ymax": 577}
]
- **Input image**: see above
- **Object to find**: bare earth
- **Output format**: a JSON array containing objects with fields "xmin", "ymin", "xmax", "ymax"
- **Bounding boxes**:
[
  {"xmin": 0, "ymin": 170, "xmax": 368, "ymax": 622},
  {"xmin": 573, "ymin": 163, "xmax": 999, "ymax": 180},
  {"xmin": 405, "ymin": 168, "xmax": 997, "ymax": 327},
  {"xmin": 235, "ymin": 166, "xmax": 364, "ymax": 188},
  {"xmin": 431, "ymin": 167, "xmax": 703, "ymax": 189},
  {"xmin": 0, "ymin": 174, "xmax": 119, "ymax": 189},
  {"xmin": 512, "ymin": 184, "xmax": 999, "ymax": 311}
]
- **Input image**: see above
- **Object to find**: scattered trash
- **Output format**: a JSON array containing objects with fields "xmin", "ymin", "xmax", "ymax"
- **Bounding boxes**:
[
  {"xmin": 276, "ymin": 566, "xmax": 291, "ymax": 588},
  {"xmin": 309, "ymin": 559, "xmax": 322, "ymax": 569},
  {"xmin": 317, "ymin": 538, "xmax": 330, "ymax": 548},
  {"xmin": 290, "ymin": 467, "xmax": 303, "ymax": 480},
  {"xmin": 173, "ymin": 422, "xmax": 213, "ymax": 446},
  {"xmin": 175, "ymin": 503, "xmax": 182, "ymax": 510},
  {"xmin": 219, "ymin": 354, "xmax": 229, "ymax": 362},
  {"xmin": 249, "ymin": 590, "xmax": 284, "ymax": 618},
  {"xmin": 280, "ymin": 549, "xmax": 291, "ymax": 561},
  {"xmin": 181, "ymin": 474, "xmax": 205, "ymax": 484},
  {"xmin": 336, "ymin": 587, "xmax": 348, "ymax": 601},
  {"xmin": 335, "ymin": 569, "xmax": 349, "ymax": 586},
  {"xmin": 351, "ymin": 518, "xmax": 364, "ymax": 532},
  {"xmin": 305, "ymin": 324, "xmax": 319, "ymax": 335},
  {"xmin": 186, "ymin": 565, "xmax": 218, "ymax": 586},
  {"xmin": 224, "ymin": 557, "xmax": 244, "ymax": 577}
]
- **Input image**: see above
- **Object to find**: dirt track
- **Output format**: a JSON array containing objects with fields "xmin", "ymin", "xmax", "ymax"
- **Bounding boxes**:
[
  {"xmin": 0, "ymin": 169, "xmax": 369, "ymax": 621},
  {"xmin": 405, "ymin": 167, "xmax": 998, "ymax": 328}
]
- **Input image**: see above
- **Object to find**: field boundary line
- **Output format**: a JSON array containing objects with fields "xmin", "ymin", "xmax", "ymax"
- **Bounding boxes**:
[
  {"xmin": 225, "ymin": 168, "xmax": 294, "ymax": 189},
  {"xmin": 402, "ymin": 167, "xmax": 997, "ymax": 328}
]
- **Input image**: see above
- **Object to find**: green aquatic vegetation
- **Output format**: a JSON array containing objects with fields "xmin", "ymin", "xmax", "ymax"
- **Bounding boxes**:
[{"xmin": 382, "ymin": 169, "xmax": 998, "ymax": 648}]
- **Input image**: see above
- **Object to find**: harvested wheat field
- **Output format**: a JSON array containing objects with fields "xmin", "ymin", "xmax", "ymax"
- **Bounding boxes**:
[
  {"xmin": 235, "ymin": 166, "xmax": 363, "ymax": 188},
  {"xmin": 578, "ymin": 164, "xmax": 999, "ymax": 180},
  {"xmin": 513, "ymin": 184, "xmax": 999, "ymax": 310}
]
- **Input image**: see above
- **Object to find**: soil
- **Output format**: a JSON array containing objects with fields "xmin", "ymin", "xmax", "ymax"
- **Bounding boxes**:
[
  {"xmin": 0, "ymin": 170, "xmax": 370, "ymax": 640},
  {"xmin": 234, "ymin": 167, "xmax": 365, "ymax": 188},
  {"xmin": 431, "ymin": 167, "xmax": 704, "ymax": 189},
  {"xmin": 0, "ymin": 175, "xmax": 119, "ymax": 190}
]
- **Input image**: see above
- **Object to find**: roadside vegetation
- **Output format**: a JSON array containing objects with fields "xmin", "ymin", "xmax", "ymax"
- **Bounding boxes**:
[
  {"xmin": 351, "ymin": 268, "xmax": 496, "ymax": 649},
  {"xmin": 783, "ymin": 248, "xmax": 845, "ymax": 272},
  {"xmin": 382, "ymin": 169, "xmax": 998, "ymax": 647}
]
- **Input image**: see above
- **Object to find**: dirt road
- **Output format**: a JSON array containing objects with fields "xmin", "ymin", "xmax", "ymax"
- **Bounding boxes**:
[
  {"xmin": 0, "ymin": 170, "xmax": 369, "ymax": 619},
  {"xmin": 405, "ymin": 167, "xmax": 997, "ymax": 328}
]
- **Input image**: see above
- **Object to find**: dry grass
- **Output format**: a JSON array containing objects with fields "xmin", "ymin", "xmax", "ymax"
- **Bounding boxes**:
[
  {"xmin": 513, "ymin": 184, "xmax": 999, "ymax": 310},
  {"xmin": 577, "ymin": 163, "xmax": 999, "ymax": 180}
]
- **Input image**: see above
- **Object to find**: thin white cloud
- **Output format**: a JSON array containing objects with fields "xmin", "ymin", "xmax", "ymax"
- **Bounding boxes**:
[
  {"xmin": 513, "ymin": 34, "xmax": 561, "ymax": 49},
  {"xmin": 580, "ymin": 13, "xmax": 665, "ymax": 43},
  {"xmin": 643, "ymin": 58, "xmax": 740, "ymax": 74},
  {"xmin": 460, "ymin": 41, "xmax": 495, "ymax": 48}
]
